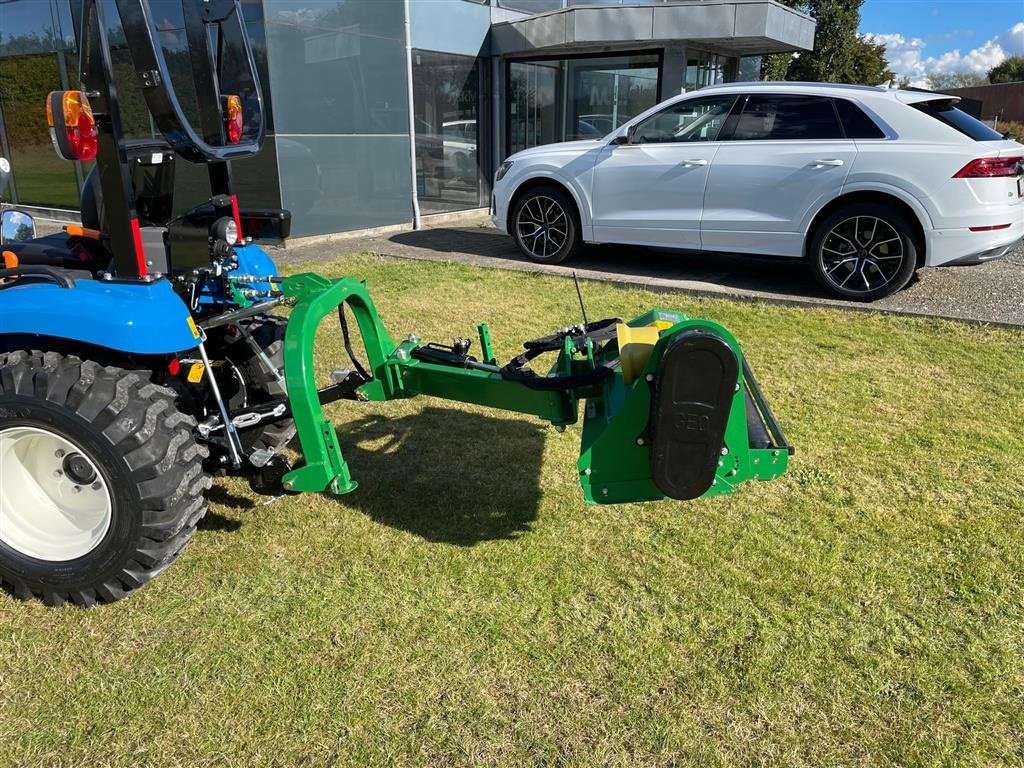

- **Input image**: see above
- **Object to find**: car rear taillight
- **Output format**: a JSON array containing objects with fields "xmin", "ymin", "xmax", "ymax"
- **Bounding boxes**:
[{"xmin": 953, "ymin": 156, "xmax": 1023, "ymax": 178}]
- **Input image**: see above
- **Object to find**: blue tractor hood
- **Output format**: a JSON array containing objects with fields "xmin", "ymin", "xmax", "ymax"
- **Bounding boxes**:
[{"xmin": 0, "ymin": 276, "xmax": 201, "ymax": 355}]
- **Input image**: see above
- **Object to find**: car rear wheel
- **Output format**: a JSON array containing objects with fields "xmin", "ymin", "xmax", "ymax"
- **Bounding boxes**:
[
  {"xmin": 809, "ymin": 203, "xmax": 919, "ymax": 301},
  {"xmin": 511, "ymin": 186, "xmax": 581, "ymax": 264}
]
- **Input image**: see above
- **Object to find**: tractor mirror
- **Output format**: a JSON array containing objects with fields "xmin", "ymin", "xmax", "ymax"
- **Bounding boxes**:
[
  {"xmin": 0, "ymin": 157, "xmax": 10, "ymax": 194},
  {"xmin": 1, "ymin": 210, "xmax": 36, "ymax": 244}
]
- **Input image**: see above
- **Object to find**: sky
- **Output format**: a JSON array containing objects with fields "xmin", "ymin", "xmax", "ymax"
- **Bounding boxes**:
[{"xmin": 859, "ymin": 0, "xmax": 1024, "ymax": 86}]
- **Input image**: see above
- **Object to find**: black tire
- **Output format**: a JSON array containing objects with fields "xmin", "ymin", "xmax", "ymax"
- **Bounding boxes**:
[
  {"xmin": 215, "ymin": 314, "xmax": 296, "ymax": 453},
  {"xmin": 0, "ymin": 351, "xmax": 211, "ymax": 606},
  {"xmin": 510, "ymin": 185, "xmax": 581, "ymax": 265},
  {"xmin": 809, "ymin": 202, "xmax": 919, "ymax": 301}
]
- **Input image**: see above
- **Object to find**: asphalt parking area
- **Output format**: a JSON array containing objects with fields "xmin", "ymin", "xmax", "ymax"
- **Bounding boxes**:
[{"xmin": 284, "ymin": 222, "xmax": 1024, "ymax": 327}]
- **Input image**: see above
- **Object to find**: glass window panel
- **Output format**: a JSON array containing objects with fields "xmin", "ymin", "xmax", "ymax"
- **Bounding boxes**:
[
  {"xmin": 731, "ymin": 95, "xmax": 844, "ymax": 141},
  {"xmin": 276, "ymin": 134, "xmax": 412, "ymax": 237},
  {"xmin": 266, "ymin": 21, "xmax": 408, "ymax": 135},
  {"xmin": 567, "ymin": 56, "xmax": 658, "ymax": 140},
  {"xmin": 53, "ymin": 0, "xmax": 77, "ymax": 50},
  {"xmin": 412, "ymin": 50, "xmax": 484, "ymax": 214},
  {"xmin": 0, "ymin": 52, "xmax": 80, "ymax": 206},
  {"xmin": 632, "ymin": 95, "xmax": 737, "ymax": 144},
  {"xmin": 263, "ymin": 0, "xmax": 405, "ymax": 41},
  {"xmin": 737, "ymin": 56, "xmax": 761, "ymax": 82},
  {"xmin": 685, "ymin": 50, "xmax": 725, "ymax": 92},
  {"xmin": 0, "ymin": 0, "xmax": 62, "ymax": 56},
  {"xmin": 509, "ymin": 54, "xmax": 660, "ymax": 155},
  {"xmin": 496, "ymin": 0, "xmax": 563, "ymax": 12},
  {"xmin": 833, "ymin": 98, "xmax": 886, "ymax": 140},
  {"xmin": 508, "ymin": 61, "xmax": 560, "ymax": 155}
]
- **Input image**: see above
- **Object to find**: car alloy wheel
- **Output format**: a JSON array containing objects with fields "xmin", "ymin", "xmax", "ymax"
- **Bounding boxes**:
[
  {"xmin": 515, "ymin": 195, "xmax": 569, "ymax": 260},
  {"xmin": 819, "ymin": 215, "xmax": 906, "ymax": 296}
]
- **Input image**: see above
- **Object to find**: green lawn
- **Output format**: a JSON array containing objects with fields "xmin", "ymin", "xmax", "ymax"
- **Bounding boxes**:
[{"xmin": 2, "ymin": 254, "xmax": 1023, "ymax": 767}]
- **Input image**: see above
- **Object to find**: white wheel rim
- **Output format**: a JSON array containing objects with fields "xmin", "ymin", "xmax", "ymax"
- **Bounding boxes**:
[{"xmin": 0, "ymin": 426, "xmax": 112, "ymax": 561}]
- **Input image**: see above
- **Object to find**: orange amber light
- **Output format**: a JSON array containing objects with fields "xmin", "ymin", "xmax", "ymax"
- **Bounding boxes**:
[
  {"xmin": 46, "ymin": 90, "xmax": 97, "ymax": 161},
  {"xmin": 224, "ymin": 95, "xmax": 243, "ymax": 144}
]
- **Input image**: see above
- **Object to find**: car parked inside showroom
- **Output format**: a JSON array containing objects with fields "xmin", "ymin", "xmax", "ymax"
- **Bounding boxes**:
[{"xmin": 492, "ymin": 82, "xmax": 1024, "ymax": 301}]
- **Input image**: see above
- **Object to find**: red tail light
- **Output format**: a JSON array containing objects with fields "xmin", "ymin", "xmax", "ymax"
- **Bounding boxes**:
[
  {"xmin": 223, "ymin": 95, "xmax": 243, "ymax": 144},
  {"xmin": 46, "ymin": 90, "xmax": 98, "ymax": 161},
  {"xmin": 953, "ymin": 156, "xmax": 1023, "ymax": 178}
]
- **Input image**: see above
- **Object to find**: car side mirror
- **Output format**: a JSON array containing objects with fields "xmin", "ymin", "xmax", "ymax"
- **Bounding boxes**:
[
  {"xmin": 612, "ymin": 125, "xmax": 638, "ymax": 146},
  {"xmin": 1, "ymin": 210, "xmax": 36, "ymax": 244}
]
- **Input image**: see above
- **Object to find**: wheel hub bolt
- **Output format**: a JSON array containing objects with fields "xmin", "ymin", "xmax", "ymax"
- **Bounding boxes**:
[
  {"xmin": 71, "ymin": 486, "xmax": 82, "ymax": 494},
  {"xmin": 91, "ymin": 482, "xmax": 102, "ymax": 491},
  {"xmin": 54, "ymin": 449, "xmax": 65, "ymax": 459},
  {"xmin": 53, "ymin": 469, "xmax": 63, "ymax": 478}
]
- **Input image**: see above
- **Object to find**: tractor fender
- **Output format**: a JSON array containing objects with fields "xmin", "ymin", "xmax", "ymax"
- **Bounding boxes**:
[{"xmin": 0, "ymin": 277, "xmax": 200, "ymax": 355}]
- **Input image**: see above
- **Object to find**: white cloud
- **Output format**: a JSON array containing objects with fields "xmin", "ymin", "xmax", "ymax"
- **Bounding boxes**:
[{"xmin": 865, "ymin": 22, "xmax": 1024, "ymax": 86}]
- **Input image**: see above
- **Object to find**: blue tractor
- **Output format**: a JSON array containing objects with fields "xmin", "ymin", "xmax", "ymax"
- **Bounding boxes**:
[{"xmin": 0, "ymin": 0, "xmax": 791, "ymax": 607}]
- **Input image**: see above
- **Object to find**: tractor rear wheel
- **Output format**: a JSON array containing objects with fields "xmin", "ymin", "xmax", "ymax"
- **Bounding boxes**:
[{"xmin": 0, "ymin": 351, "xmax": 211, "ymax": 606}]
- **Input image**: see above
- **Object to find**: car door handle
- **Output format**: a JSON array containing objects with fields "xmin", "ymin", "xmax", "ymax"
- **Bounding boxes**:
[
  {"xmin": 679, "ymin": 159, "xmax": 709, "ymax": 166},
  {"xmin": 813, "ymin": 159, "xmax": 845, "ymax": 167}
]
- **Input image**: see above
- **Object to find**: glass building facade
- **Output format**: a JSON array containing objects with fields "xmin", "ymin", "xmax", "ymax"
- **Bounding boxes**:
[{"xmin": 1, "ymin": 0, "xmax": 812, "ymax": 238}]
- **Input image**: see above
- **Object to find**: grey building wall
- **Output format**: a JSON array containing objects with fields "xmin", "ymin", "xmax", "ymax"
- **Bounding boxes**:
[{"xmin": 262, "ymin": 0, "xmax": 413, "ymax": 237}]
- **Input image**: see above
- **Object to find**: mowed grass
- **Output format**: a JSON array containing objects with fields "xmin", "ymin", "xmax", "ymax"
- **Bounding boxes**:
[{"xmin": 2, "ymin": 254, "xmax": 1023, "ymax": 767}]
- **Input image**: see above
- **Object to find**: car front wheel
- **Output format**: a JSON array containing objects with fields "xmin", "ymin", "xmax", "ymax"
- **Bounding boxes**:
[
  {"xmin": 511, "ymin": 186, "xmax": 581, "ymax": 264},
  {"xmin": 809, "ymin": 203, "xmax": 919, "ymax": 301}
]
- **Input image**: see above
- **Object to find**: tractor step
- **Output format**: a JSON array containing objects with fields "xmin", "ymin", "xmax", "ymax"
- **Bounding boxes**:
[{"xmin": 649, "ymin": 330, "xmax": 738, "ymax": 500}]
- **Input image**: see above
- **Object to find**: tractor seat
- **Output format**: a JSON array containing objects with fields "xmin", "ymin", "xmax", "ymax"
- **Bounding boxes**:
[{"xmin": 4, "ymin": 232, "xmax": 105, "ymax": 273}]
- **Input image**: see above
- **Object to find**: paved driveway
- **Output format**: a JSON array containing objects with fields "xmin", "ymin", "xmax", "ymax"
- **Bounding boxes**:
[{"xmin": 286, "ymin": 223, "xmax": 1024, "ymax": 326}]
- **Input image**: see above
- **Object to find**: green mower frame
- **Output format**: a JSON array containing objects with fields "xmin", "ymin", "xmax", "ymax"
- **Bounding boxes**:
[{"xmin": 278, "ymin": 273, "xmax": 792, "ymax": 505}]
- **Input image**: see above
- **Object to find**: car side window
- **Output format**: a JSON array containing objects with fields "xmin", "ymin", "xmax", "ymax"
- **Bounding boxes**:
[
  {"xmin": 833, "ymin": 98, "xmax": 887, "ymax": 139},
  {"xmin": 730, "ymin": 94, "xmax": 844, "ymax": 141},
  {"xmin": 631, "ymin": 96, "xmax": 738, "ymax": 144}
]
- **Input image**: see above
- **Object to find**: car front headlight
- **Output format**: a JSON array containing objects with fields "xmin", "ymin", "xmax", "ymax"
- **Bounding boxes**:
[{"xmin": 495, "ymin": 160, "xmax": 514, "ymax": 182}]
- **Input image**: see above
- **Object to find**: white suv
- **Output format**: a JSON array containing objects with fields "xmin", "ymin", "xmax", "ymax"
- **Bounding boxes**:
[{"xmin": 492, "ymin": 82, "xmax": 1024, "ymax": 300}]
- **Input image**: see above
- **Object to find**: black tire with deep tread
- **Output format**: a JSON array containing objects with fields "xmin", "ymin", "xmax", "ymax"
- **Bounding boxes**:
[
  {"xmin": 0, "ymin": 351, "xmax": 212, "ymax": 606},
  {"xmin": 212, "ymin": 313, "xmax": 296, "ymax": 453}
]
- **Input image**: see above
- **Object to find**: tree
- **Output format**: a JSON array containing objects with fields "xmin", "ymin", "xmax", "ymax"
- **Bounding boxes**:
[
  {"xmin": 843, "ymin": 35, "xmax": 896, "ymax": 85},
  {"xmin": 760, "ymin": 0, "xmax": 893, "ymax": 85},
  {"xmin": 988, "ymin": 56, "xmax": 1024, "ymax": 84},
  {"xmin": 926, "ymin": 71, "xmax": 987, "ymax": 91}
]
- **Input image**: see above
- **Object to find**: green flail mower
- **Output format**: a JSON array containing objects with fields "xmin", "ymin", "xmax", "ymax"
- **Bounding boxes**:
[
  {"xmin": 0, "ymin": 0, "xmax": 791, "ymax": 607},
  {"xmin": 280, "ymin": 274, "xmax": 792, "ymax": 505}
]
